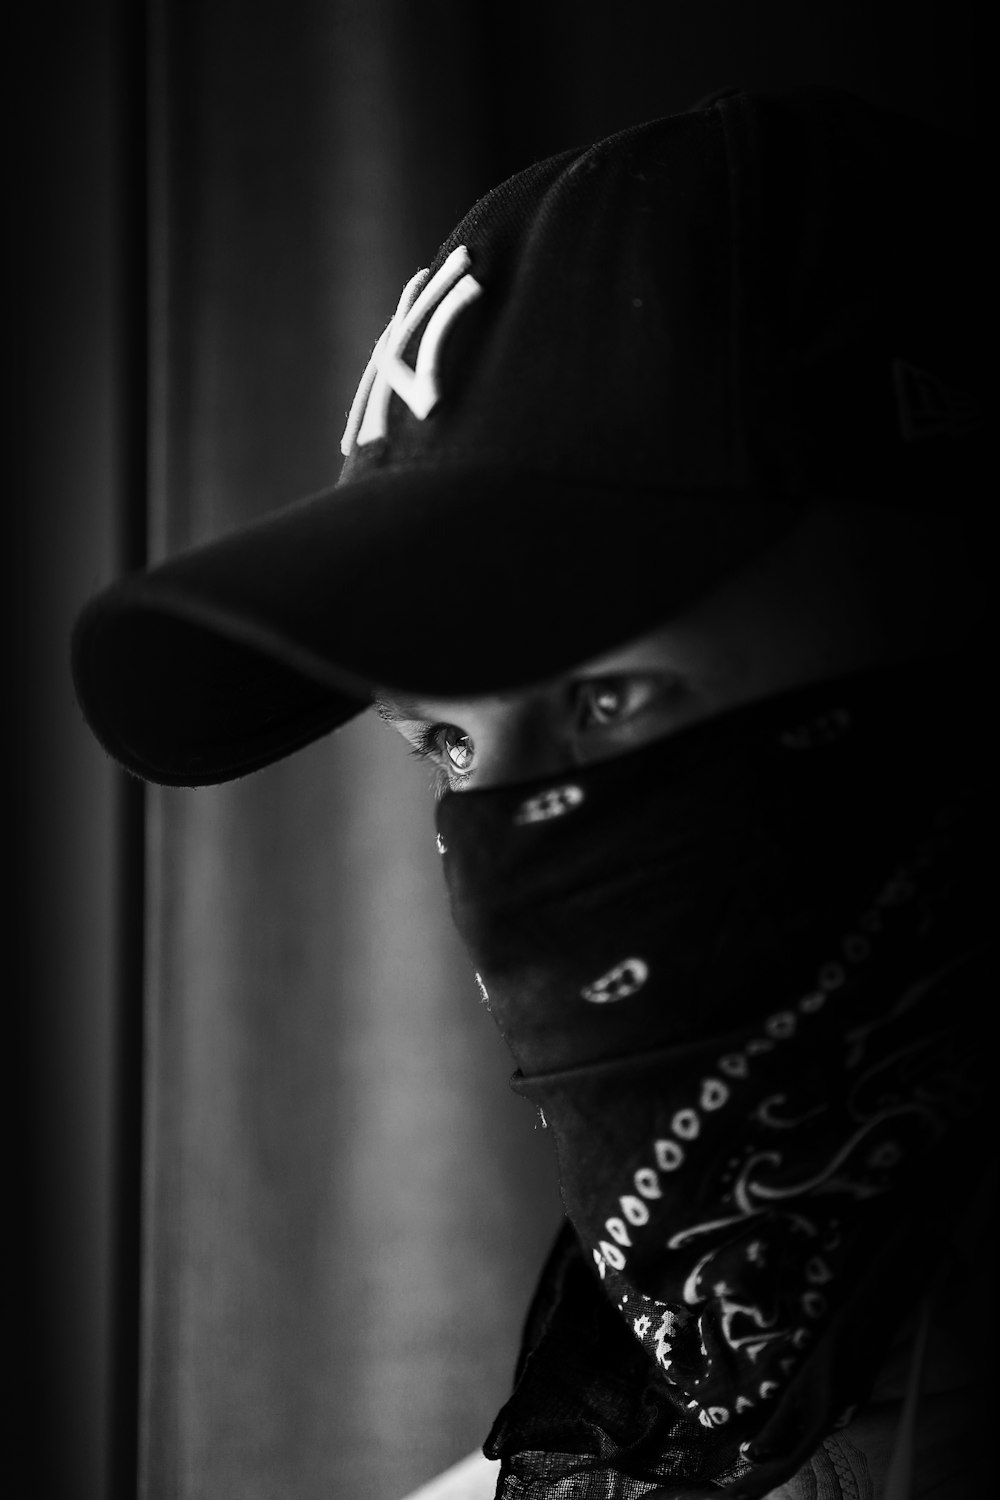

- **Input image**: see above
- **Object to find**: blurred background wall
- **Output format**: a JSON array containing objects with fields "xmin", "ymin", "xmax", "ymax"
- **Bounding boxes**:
[{"xmin": 21, "ymin": 2, "xmax": 983, "ymax": 1498}]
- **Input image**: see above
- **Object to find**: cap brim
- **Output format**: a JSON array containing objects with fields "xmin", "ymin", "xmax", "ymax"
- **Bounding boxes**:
[{"xmin": 71, "ymin": 469, "xmax": 800, "ymax": 785}]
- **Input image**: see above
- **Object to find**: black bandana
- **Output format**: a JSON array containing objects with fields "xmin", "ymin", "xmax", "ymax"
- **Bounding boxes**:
[{"xmin": 434, "ymin": 664, "xmax": 990, "ymax": 1497}]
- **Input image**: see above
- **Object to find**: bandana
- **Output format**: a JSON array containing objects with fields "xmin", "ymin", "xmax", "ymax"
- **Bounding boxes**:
[{"xmin": 434, "ymin": 664, "xmax": 990, "ymax": 1497}]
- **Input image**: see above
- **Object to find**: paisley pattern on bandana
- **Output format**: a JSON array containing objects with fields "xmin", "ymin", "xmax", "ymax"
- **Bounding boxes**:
[{"xmin": 435, "ymin": 664, "xmax": 990, "ymax": 1497}]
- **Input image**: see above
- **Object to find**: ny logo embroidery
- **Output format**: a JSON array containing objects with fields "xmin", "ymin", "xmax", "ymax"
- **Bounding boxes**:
[
  {"xmin": 892, "ymin": 358, "xmax": 982, "ymax": 443},
  {"xmin": 341, "ymin": 244, "xmax": 483, "ymax": 454}
]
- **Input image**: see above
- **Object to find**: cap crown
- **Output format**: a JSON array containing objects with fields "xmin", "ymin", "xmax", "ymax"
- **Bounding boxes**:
[{"xmin": 339, "ymin": 87, "xmax": 984, "ymax": 507}]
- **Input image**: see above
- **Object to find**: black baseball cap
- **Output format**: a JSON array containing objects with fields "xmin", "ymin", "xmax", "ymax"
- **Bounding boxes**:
[{"xmin": 71, "ymin": 85, "xmax": 985, "ymax": 786}]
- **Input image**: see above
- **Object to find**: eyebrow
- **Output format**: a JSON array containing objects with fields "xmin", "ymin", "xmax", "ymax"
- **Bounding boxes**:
[
  {"xmin": 373, "ymin": 695, "xmax": 426, "ymax": 726},
  {"xmin": 374, "ymin": 684, "xmax": 545, "ymax": 728}
]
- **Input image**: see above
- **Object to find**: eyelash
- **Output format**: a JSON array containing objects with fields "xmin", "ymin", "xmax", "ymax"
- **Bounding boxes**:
[{"xmin": 407, "ymin": 724, "xmax": 473, "ymax": 792}]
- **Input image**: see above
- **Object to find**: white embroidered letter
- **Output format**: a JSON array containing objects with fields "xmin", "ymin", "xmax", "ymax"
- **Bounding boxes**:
[{"xmin": 341, "ymin": 245, "xmax": 483, "ymax": 453}]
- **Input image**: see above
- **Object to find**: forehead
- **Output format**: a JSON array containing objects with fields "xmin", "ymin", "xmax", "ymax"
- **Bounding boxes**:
[
  {"xmin": 372, "ymin": 627, "xmax": 696, "ymax": 726},
  {"xmin": 375, "ymin": 633, "xmax": 690, "ymax": 729}
]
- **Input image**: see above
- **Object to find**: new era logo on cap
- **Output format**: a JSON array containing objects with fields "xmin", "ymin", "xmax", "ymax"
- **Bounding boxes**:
[
  {"xmin": 892, "ymin": 359, "xmax": 983, "ymax": 443},
  {"xmin": 341, "ymin": 245, "xmax": 483, "ymax": 454}
]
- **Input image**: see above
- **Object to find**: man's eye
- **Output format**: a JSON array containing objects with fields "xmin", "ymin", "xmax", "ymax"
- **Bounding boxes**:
[
  {"xmin": 405, "ymin": 722, "xmax": 476, "ymax": 787},
  {"xmin": 439, "ymin": 726, "xmax": 475, "ymax": 771},
  {"xmin": 575, "ymin": 677, "xmax": 648, "ymax": 728}
]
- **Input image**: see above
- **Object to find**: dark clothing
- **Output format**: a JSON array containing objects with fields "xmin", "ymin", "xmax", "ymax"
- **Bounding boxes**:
[{"xmin": 435, "ymin": 665, "xmax": 993, "ymax": 1496}]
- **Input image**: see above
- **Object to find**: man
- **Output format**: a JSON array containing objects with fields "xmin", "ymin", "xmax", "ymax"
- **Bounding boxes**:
[{"xmin": 72, "ymin": 86, "xmax": 990, "ymax": 1497}]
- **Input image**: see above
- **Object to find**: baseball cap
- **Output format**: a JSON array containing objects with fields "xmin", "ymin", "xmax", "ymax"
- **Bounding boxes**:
[{"xmin": 71, "ymin": 85, "xmax": 985, "ymax": 786}]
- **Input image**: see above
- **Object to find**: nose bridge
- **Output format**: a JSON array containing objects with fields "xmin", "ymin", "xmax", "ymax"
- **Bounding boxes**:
[{"xmin": 475, "ymin": 691, "xmax": 572, "ymax": 788}]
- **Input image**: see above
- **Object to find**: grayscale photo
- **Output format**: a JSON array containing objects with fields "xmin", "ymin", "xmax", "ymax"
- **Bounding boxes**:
[{"xmin": 22, "ymin": 3, "xmax": 992, "ymax": 1498}]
